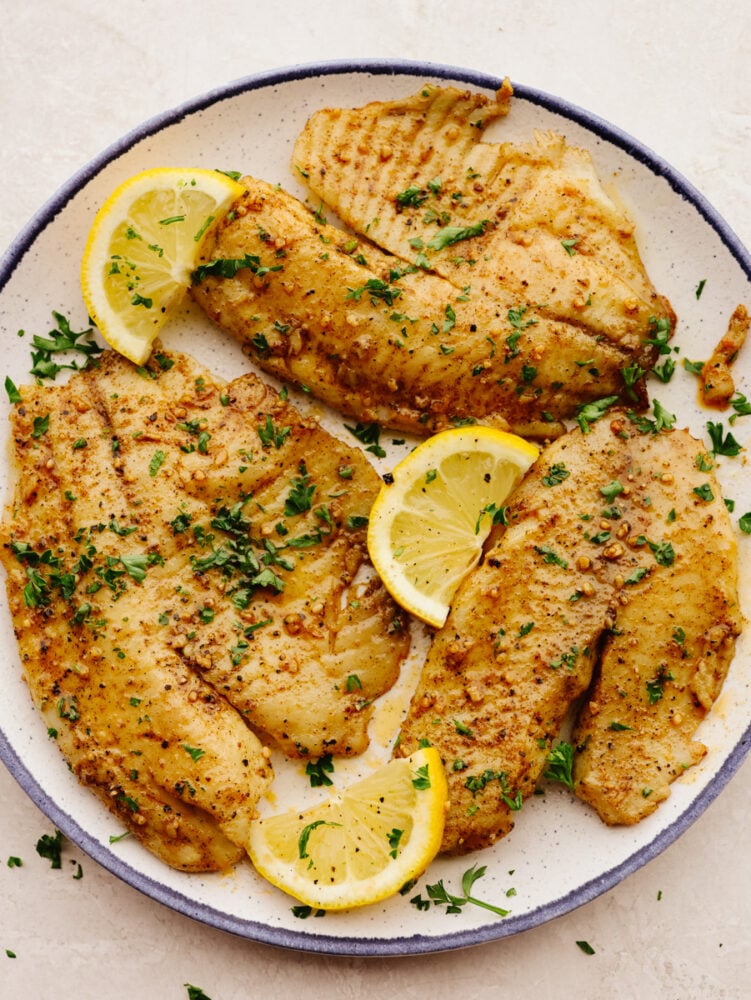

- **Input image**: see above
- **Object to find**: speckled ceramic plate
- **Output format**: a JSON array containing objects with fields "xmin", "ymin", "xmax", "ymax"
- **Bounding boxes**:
[{"xmin": 1, "ymin": 60, "xmax": 750, "ymax": 956}]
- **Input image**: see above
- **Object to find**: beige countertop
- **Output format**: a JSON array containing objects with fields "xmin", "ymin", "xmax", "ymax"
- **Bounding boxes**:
[{"xmin": 1, "ymin": 3, "xmax": 750, "ymax": 997}]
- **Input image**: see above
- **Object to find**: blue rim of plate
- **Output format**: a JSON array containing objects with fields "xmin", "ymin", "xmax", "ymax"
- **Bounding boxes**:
[{"xmin": 1, "ymin": 57, "xmax": 750, "ymax": 957}]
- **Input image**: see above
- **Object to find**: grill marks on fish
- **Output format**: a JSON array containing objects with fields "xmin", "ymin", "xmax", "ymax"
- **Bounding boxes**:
[
  {"xmin": 192, "ymin": 177, "xmax": 648, "ymax": 440},
  {"xmin": 191, "ymin": 84, "xmax": 673, "ymax": 439},
  {"xmin": 291, "ymin": 84, "xmax": 674, "ymax": 390},
  {"xmin": 394, "ymin": 413, "xmax": 740, "ymax": 853},
  {"xmin": 0, "ymin": 349, "xmax": 409, "ymax": 869}
]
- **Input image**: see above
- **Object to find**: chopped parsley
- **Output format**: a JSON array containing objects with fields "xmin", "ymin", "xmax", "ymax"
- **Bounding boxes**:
[
  {"xmin": 344, "ymin": 421, "xmax": 386, "ymax": 458},
  {"xmin": 534, "ymin": 545, "xmax": 568, "ymax": 569},
  {"xmin": 305, "ymin": 754, "xmax": 334, "ymax": 788},
  {"xmin": 426, "ymin": 220, "xmax": 489, "ymax": 251},
  {"xmin": 412, "ymin": 764, "xmax": 432, "ymax": 790},
  {"xmin": 185, "ymin": 986, "xmax": 214, "ymax": 1000},
  {"xmin": 191, "ymin": 253, "xmax": 282, "ymax": 284},
  {"xmin": 628, "ymin": 399, "xmax": 676, "ymax": 434},
  {"xmin": 26, "ymin": 311, "xmax": 104, "ymax": 380},
  {"xmin": 257, "ymin": 414, "xmax": 291, "ymax": 449},
  {"xmin": 576, "ymin": 396, "xmax": 618, "ymax": 433},
  {"xmin": 543, "ymin": 741, "xmax": 575, "ymax": 790},
  {"xmin": 707, "ymin": 420, "xmax": 742, "ymax": 457},
  {"xmin": 542, "ymin": 463, "xmax": 570, "ymax": 487},
  {"xmin": 346, "ymin": 278, "xmax": 402, "ymax": 307},
  {"xmin": 36, "ymin": 829, "xmax": 63, "ymax": 869},
  {"xmin": 149, "ymin": 450, "xmax": 167, "ymax": 477}
]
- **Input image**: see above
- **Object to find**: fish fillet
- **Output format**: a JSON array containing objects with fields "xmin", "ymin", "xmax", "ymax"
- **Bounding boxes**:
[
  {"xmin": 394, "ymin": 410, "xmax": 741, "ymax": 853},
  {"xmin": 292, "ymin": 83, "xmax": 675, "ymax": 390},
  {"xmin": 0, "ymin": 348, "xmax": 408, "ymax": 869},
  {"xmin": 572, "ymin": 429, "xmax": 741, "ymax": 824},
  {"xmin": 191, "ymin": 174, "xmax": 663, "ymax": 440}
]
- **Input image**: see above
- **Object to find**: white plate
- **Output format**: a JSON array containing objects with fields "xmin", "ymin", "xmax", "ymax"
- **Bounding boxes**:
[{"xmin": 1, "ymin": 59, "xmax": 750, "ymax": 956}]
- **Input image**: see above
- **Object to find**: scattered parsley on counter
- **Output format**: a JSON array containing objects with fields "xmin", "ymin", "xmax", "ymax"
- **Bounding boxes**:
[
  {"xmin": 576, "ymin": 940, "xmax": 596, "ymax": 955},
  {"xmin": 35, "ymin": 829, "xmax": 63, "ymax": 868},
  {"xmin": 185, "ymin": 986, "xmax": 213, "ymax": 1000}
]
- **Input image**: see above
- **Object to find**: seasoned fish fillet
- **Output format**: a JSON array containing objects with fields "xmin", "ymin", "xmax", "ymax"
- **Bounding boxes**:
[
  {"xmin": 394, "ymin": 411, "xmax": 740, "ymax": 853},
  {"xmin": 292, "ymin": 84, "xmax": 675, "ymax": 406},
  {"xmin": 572, "ymin": 429, "xmax": 741, "ymax": 824},
  {"xmin": 192, "ymin": 176, "xmax": 660, "ymax": 439},
  {"xmin": 0, "ymin": 349, "xmax": 408, "ymax": 868}
]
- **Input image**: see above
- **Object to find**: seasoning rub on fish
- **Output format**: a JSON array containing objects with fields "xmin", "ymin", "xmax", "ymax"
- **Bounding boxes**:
[
  {"xmin": 394, "ymin": 410, "xmax": 741, "ymax": 853},
  {"xmin": 0, "ymin": 348, "xmax": 408, "ymax": 870},
  {"xmin": 191, "ymin": 84, "xmax": 673, "ymax": 440}
]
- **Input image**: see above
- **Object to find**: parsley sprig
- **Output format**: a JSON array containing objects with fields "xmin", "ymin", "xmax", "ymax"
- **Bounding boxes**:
[
  {"xmin": 411, "ymin": 864, "xmax": 510, "ymax": 916},
  {"xmin": 26, "ymin": 312, "xmax": 103, "ymax": 381}
]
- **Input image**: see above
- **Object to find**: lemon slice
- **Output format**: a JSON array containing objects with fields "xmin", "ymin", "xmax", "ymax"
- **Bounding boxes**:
[
  {"xmin": 367, "ymin": 426, "xmax": 539, "ymax": 628},
  {"xmin": 80, "ymin": 167, "xmax": 244, "ymax": 364},
  {"xmin": 247, "ymin": 748, "xmax": 447, "ymax": 910}
]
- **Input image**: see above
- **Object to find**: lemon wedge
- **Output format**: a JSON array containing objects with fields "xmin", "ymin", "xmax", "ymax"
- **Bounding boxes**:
[
  {"xmin": 367, "ymin": 426, "xmax": 539, "ymax": 628},
  {"xmin": 80, "ymin": 167, "xmax": 244, "ymax": 364},
  {"xmin": 247, "ymin": 748, "xmax": 447, "ymax": 911}
]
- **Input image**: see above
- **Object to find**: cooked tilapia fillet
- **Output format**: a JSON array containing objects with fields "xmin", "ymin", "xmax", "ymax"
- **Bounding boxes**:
[
  {"xmin": 394, "ymin": 412, "xmax": 740, "ymax": 853},
  {"xmin": 192, "ymin": 176, "xmax": 658, "ymax": 439},
  {"xmin": 572, "ymin": 433, "xmax": 741, "ymax": 824},
  {"xmin": 0, "ymin": 349, "xmax": 408, "ymax": 868},
  {"xmin": 293, "ymin": 84, "xmax": 674, "ymax": 378}
]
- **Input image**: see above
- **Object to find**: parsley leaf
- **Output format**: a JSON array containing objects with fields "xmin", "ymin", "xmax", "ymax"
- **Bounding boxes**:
[
  {"xmin": 344, "ymin": 421, "xmax": 386, "ymax": 458},
  {"xmin": 305, "ymin": 754, "xmax": 335, "ymax": 788},
  {"xmin": 707, "ymin": 420, "xmax": 742, "ymax": 457},
  {"xmin": 27, "ymin": 312, "xmax": 103, "ymax": 380},
  {"xmin": 543, "ymin": 742, "xmax": 575, "ymax": 790},
  {"xmin": 185, "ymin": 986, "xmax": 214, "ymax": 1000},
  {"xmin": 576, "ymin": 396, "xmax": 618, "ymax": 433},
  {"xmin": 36, "ymin": 829, "xmax": 63, "ymax": 869},
  {"xmin": 426, "ymin": 220, "xmax": 489, "ymax": 251},
  {"xmin": 191, "ymin": 253, "xmax": 282, "ymax": 284},
  {"xmin": 541, "ymin": 463, "xmax": 570, "ymax": 487}
]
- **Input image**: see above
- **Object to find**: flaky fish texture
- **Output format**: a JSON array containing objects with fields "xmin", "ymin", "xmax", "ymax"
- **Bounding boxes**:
[
  {"xmin": 0, "ymin": 349, "xmax": 408, "ymax": 870},
  {"xmin": 394, "ymin": 411, "xmax": 740, "ymax": 853},
  {"xmin": 191, "ymin": 84, "xmax": 673, "ymax": 440},
  {"xmin": 571, "ymin": 427, "xmax": 741, "ymax": 824},
  {"xmin": 291, "ymin": 83, "xmax": 675, "ymax": 423}
]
